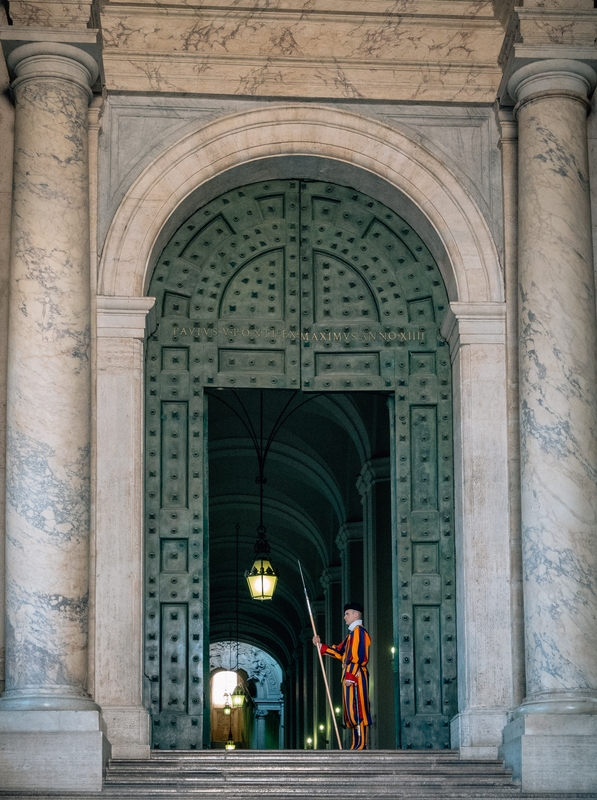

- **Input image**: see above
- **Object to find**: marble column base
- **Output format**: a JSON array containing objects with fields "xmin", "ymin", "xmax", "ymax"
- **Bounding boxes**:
[
  {"xmin": 450, "ymin": 709, "xmax": 509, "ymax": 760},
  {"xmin": 499, "ymin": 714, "xmax": 597, "ymax": 793},
  {"xmin": 0, "ymin": 710, "xmax": 110, "ymax": 791},
  {"xmin": 101, "ymin": 705, "xmax": 150, "ymax": 759}
]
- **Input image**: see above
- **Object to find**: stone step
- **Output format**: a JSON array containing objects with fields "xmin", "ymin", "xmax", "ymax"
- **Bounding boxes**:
[
  {"xmin": 105, "ymin": 751, "xmax": 510, "ymax": 780},
  {"xmin": 99, "ymin": 753, "xmax": 529, "ymax": 799},
  {"xmin": 106, "ymin": 779, "xmax": 519, "ymax": 790},
  {"xmin": 4, "ymin": 791, "xmax": 578, "ymax": 798},
  {"xmin": 106, "ymin": 763, "xmax": 512, "ymax": 776},
  {"xmin": 2, "ymin": 751, "xmax": 596, "ymax": 800}
]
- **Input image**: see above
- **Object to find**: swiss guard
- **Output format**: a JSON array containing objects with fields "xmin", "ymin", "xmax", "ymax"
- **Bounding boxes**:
[{"xmin": 313, "ymin": 602, "xmax": 372, "ymax": 750}]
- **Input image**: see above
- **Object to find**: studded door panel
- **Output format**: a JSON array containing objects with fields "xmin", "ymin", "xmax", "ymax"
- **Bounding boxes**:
[
  {"xmin": 150, "ymin": 181, "xmax": 301, "ymax": 391},
  {"xmin": 145, "ymin": 180, "xmax": 456, "ymax": 750},
  {"xmin": 145, "ymin": 347, "xmax": 209, "ymax": 750},
  {"xmin": 393, "ymin": 349, "xmax": 456, "ymax": 748}
]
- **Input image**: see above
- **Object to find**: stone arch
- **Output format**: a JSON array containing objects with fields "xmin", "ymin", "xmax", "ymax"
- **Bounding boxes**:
[
  {"xmin": 209, "ymin": 641, "xmax": 283, "ymax": 701},
  {"xmin": 93, "ymin": 106, "xmax": 513, "ymax": 758},
  {"xmin": 97, "ymin": 104, "xmax": 503, "ymax": 303}
]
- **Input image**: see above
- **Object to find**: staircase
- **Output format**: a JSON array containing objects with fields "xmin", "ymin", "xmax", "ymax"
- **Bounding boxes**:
[
  {"xmin": 2, "ymin": 751, "xmax": 596, "ymax": 799},
  {"xmin": 100, "ymin": 751, "xmax": 594, "ymax": 800}
]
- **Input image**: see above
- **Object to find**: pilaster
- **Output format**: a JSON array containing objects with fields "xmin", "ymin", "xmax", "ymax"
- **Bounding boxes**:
[
  {"xmin": 94, "ymin": 296, "xmax": 155, "ymax": 760},
  {"xmin": 441, "ymin": 302, "xmax": 514, "ymax": 759},
  {"xmin": 335, "ymin": 521, "xmax": 363, "ymax": 612},
  {"xmin": 497, "ymin": 107, "xmax": 526, "ymax": 711}
]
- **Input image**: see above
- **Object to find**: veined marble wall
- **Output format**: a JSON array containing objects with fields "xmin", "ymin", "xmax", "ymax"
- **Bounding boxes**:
[{"xmin": 0, "ymin": 24, "xmax": 14, "ymax": 699}]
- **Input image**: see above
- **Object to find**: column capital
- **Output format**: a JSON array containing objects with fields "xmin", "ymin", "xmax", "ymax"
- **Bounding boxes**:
[
  {"xmin": 7, "ymin": 42, "xmax": 99, "ymax": 101},
  {"xmin": 441, "ymin": 302, "xmax": 506, "ymax": 362},
  {"xmin": 508, "ymin": 59, "xmax": 597, "ymax": 114},
  {"xmin": 300, "ymin": 626, "xmax": 313, "ymax": 644},
  {"xmin": 497, "ymin": 107, "xmax": 517, "ymax": 145},
  {"xmin": 97, "ymin": 296, "xmax": 156, "ymax": 340},
  {"xmin": 311, "ymin": 599, "xmax": 325, "ymax": 614},
  {"xmin": 356, "ymin": 457, "xmax": 391, "ymax": 496},
  {"xmin": 319, "ymin": 566, "xmax": 341, "ymax": 590},
  {"xmin": 335, "ymin": 521, "xmax": 362, "ymax": 552}
]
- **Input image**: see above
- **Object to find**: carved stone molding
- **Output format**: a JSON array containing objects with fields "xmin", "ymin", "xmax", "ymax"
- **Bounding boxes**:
[{"xmin": 98, "ymin": 0, "xmax": 504, "ymax": 102}]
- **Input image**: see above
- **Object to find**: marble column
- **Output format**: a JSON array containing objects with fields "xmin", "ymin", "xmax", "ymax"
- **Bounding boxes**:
[
  {"xmin": 500, "ymin": 59, "xmax": 597, "ymax": 793},
  {"xmin": 0, "ymin": 43, "xmax": 108, "ymax": 792},
  {"xmin": 0, "ymin": 47, "xmax": 14, "ymax": 699}
]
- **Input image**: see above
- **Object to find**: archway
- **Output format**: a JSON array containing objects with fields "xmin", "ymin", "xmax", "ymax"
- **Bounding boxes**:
[
  {"xmin": 143, "ymin": 180, "xmax": 456, "ymax": 750},
  {"xmin": 210, "ymin": 642, "xmax": 284, "ymax": 749},
  {"xmin": 94, "ymin": 105, "xmax": 513, "ymax": 760},
  {"xmin": 98, "ymin": 105, "xmax": 502, "ymax": 304}
]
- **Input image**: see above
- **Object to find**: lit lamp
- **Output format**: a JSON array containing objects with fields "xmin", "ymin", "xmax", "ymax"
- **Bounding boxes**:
[
  {"xmin": 246, "ymin": 525, "xmax": 278, "ymax": 601},
  {"xmin": 225, "ymin": 725, "xmax": 236, "ymax": 750},
  {"xmin": 231, "ymin": 684, "xmax": 246, "ymax": 708},
  {"xmin": 223, "ymin": 692, "xmax": 232, "ymax": 716}
]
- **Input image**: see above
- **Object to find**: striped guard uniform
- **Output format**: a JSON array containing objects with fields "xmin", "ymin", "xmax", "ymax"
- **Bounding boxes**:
[{"xmin": 321, "ymin": 623, "xmax": 372, "ymax": 750}]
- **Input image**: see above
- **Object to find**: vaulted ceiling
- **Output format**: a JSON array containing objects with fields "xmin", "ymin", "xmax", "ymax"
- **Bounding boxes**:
[{"xmin": 208, "ymin": 389, "xmax": 389, "ymax": 670}]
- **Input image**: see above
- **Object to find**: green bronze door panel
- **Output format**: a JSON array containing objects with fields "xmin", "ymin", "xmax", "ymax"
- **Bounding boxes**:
[
  {"xmin": 145, "ymin": 346, "xmax": 209, "ymax": 750},
  {"xmin": 150, "ymin": 180, "xmax": 302, "ymax": 390},
  {"xmin": 145, "ymin": 179, "xmax": 456, "ymax": 751},
  {"xmin": 297, "ymin": 181, "xmax": 448, "ymax": 393},
  {"xmin": 392, "ymin": 345, "xmax": 457, "ymax": 749}
]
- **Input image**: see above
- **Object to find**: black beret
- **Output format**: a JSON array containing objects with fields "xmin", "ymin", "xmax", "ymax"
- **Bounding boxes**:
[{"xmin": 344, "ymin": 602, "xmax": 364, "ymax": 614}]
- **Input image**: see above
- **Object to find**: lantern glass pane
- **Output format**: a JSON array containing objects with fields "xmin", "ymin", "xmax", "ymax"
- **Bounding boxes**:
[{"xmin": 246, "ymin": 557, "xmax": 278, "ymax": 600}]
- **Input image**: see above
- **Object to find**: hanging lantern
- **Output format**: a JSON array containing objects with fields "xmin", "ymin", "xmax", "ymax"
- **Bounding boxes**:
[
  {"xmin": 223, "ymin": 692, "xmax": 232, "ymax": 716},
  {"xmin": 231, "ymin": 683, "xmax": 246, "ymax": 708},
  {"xmin": 246, "ymin": 525, "xmax": 278, "ymax": 600},
  {"xmin": 225, "ymin": 726, "xmax": 236, "ymax": 750}
]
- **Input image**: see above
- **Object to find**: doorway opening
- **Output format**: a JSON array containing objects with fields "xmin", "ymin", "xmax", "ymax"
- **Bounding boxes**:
[
  {"xmin": 208, "ymin": 389, "xmax": 395, "ymax": 750},
  {"xmin": 210, "ymin": 641, "xmax": 284, "ymax": 749}
]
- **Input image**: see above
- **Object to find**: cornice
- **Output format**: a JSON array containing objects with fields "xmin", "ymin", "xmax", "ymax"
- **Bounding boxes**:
[
  {"xmin": 96, "ymin": 295, "xmax": 156, "ymax": 339},
  {"xmin": 101, "ymin": 0, "xmax": 498, "ymax": 19},
  {"xmin": 98, "ymin": 1, "xmax": 504, "ymax": 100},
  {"xmin": 441, "ymin": 301, "xmax": 506, "ymax": 361}
]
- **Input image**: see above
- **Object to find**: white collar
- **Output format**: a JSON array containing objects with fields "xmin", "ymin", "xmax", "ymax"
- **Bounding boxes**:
[{"xmin": 348, "ymin": 619, "xmax": 363, "ymax": 632}]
